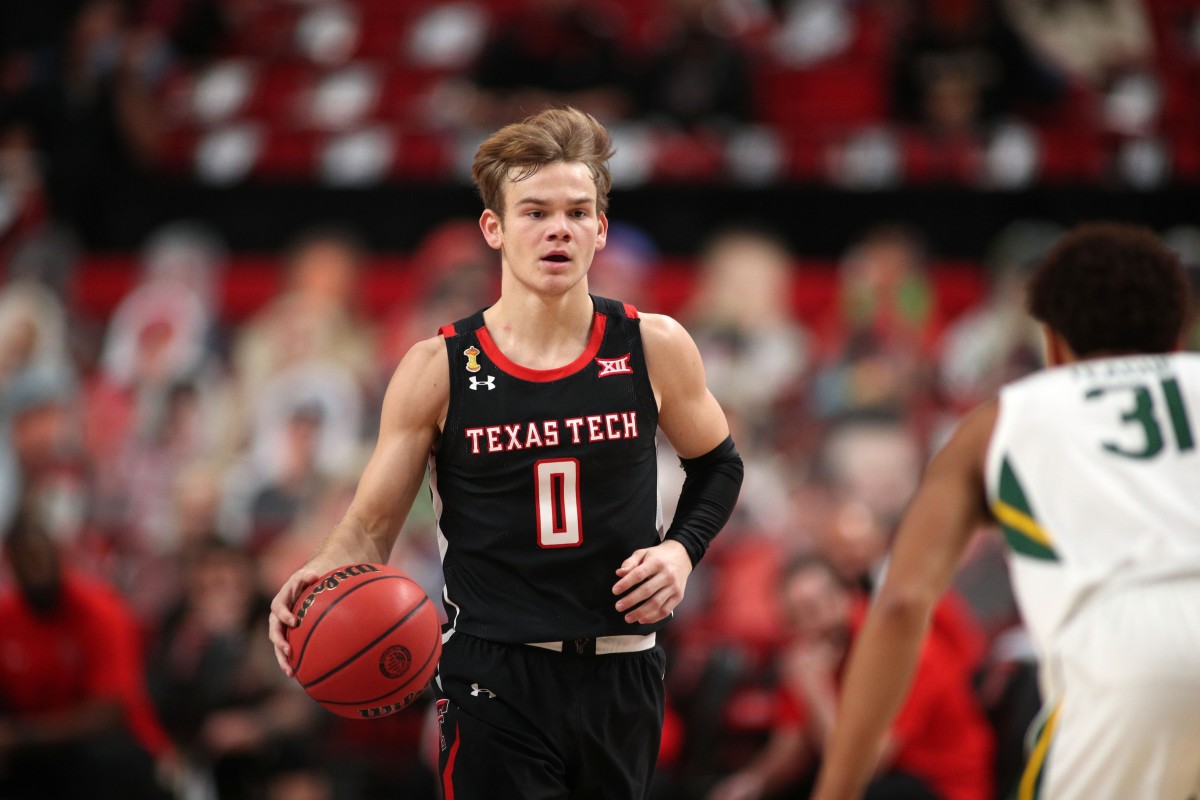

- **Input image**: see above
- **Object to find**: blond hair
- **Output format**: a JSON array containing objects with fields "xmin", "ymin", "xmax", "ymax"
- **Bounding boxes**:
[{"xmin": 472, "ymin": 107, "xmax": 615, "ymax": 217}]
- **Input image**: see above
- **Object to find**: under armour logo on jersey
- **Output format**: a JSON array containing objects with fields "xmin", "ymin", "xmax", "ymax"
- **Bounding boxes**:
[
  {"xmin": 464, "ymin": 346, "xmax": 482, "ymax": 373},
  {"xmin": 596, "ymin": 353, "xmax": 633, "ymax": 377},
  {"xmin": 469, "ymin": 375, "xmax": 495, "ymax": 391},
  {"xmin": 470, "ymin": 683, "xmax": 496, "ymax": 698}
]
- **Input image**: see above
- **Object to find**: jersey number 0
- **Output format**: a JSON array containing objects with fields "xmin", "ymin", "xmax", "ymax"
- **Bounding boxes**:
[{"xmin": 535, "ymin": 458, "xmax": 583, "ymax": 548}]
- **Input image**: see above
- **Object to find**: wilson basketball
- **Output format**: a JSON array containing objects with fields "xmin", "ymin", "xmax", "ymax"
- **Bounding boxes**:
[{"xmin": 286, "ymin": 563, "xmax": 441, "ymax": 719}]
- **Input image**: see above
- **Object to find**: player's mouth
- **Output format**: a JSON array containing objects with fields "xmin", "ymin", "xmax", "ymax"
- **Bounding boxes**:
[{"xmin": 540, "ymin": 252, "xmax": 571, "ymax": 267}]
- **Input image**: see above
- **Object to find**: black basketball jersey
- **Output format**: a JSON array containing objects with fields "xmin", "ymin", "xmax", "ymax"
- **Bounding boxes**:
[{"xmin": 432, "ymin": 295, "xmax": 663, "ymax": 643}]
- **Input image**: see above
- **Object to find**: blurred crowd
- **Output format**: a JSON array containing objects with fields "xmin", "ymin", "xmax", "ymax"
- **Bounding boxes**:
[
  {"xmin": 1, "ymin": 0, "xmax": 1198, "ymax": 239},
  {"xmin": 1, "ymin": 1, "xmax": 1199, "ymax": 799}
]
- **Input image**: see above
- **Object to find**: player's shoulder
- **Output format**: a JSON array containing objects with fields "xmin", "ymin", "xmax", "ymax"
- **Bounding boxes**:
[
  {"xmin": 380, "ymin": 335, "xmax": 450, "ymax": 426},
  {"xmin": 937, "ymin": 398, "xmax": 999, "ymax": 473},
  {"xmin": 636, "ymin": 312, "xmax": 695, "ymax": 354},
  {"xmin": 386, "ymin": 336, "xmax": 450, "ymax": 398},
  {"xmin": 396, "ymin": 335, "xmax": 449, "ymax": 376},
  {"xmin": 1168, "ymin": 350, "xmax": 1200, "ymax": 372}
]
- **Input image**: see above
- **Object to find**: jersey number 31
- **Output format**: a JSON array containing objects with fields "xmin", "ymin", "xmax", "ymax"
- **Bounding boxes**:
[{"xmin": 1086, "ymin": 377, "xmax": 1195, "ymax": 459}]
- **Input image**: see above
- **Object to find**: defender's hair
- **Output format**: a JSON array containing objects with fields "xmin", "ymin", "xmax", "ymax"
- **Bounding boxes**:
[
  {"xmin": 1027, "ymin": 222, "xmax": 1191, "ymax": 356},
  {"xmin": 471, "ymin": 107, "xmax": 615, "ymax": 217}
]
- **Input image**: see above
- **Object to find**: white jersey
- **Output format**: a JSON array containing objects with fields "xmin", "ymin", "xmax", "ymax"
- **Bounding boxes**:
[{"xmin": 985, "ymin": 352, "xmax": 1200, "ymax": 658}]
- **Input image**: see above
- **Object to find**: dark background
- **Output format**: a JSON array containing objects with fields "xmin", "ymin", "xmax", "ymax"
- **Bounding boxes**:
[{"xmin": 89, "ymin": 179, "xmax": 1200, "ymax": 257}]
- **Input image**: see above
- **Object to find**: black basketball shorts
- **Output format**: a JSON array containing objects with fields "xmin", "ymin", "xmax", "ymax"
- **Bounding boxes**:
[{"xmin": 433, "ymin": 631, "xmax": 667, "ymax": 800}]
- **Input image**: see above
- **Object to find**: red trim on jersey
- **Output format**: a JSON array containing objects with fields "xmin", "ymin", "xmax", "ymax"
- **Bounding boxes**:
[
  {"xmin": 439, "ymin": 323, "xmax": 457, "ymax": 338},
  {"xmin": 475, "ymin": 312, "xmax": 608, "ymax": 382},
  {"xmin": 623, "ymin": 303, "xmax": 639, "ymax": 319},
  {"xmin": 442, "ymin": 723, "xmax": 460, "ymax": 800}
]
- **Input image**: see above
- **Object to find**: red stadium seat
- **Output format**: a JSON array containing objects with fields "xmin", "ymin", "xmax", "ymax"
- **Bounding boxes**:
[
  {"xmin": 242, "ymin": 60, "xmax": 314, "ymax": 122},
  {"xmin": 756, "ymin": 61, "xmax": 889, "ymax": 135},
  {"xmin": 255, "ymin": 128, "xmax": 322, "ymax": 178},
  {"xmin": 1036, "ymin": 128, "xmax": 1107, "ymax": 182}
]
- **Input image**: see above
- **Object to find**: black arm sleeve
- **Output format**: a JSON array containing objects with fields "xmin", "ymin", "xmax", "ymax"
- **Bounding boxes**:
[{"xmin": 664, "ymin": 435, "xmax": 744, "ymax": 567}]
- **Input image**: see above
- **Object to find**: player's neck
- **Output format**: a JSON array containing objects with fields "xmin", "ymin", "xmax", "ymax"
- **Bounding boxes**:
[
  {"xmin": 1041, "ymin": 325, "xmax": 1078, "ymax": 367},
  {"xmin": 483, "ymin": 285, "xmax": 596, "ymax": 370}
]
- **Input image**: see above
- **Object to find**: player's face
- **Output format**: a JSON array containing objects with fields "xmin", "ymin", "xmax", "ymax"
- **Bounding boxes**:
[{"xmin": 480, "ymin": 161, "xmax": 608, "ymax": 298}]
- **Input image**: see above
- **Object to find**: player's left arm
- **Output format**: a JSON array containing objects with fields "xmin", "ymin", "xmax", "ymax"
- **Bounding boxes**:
[
  {"xmin": 612, "ymin": 313, "xmax": 743, "ymax": 624},
  {"xmin": 810, "ymin": 401, "xmax": 998, "ymax": 800}
]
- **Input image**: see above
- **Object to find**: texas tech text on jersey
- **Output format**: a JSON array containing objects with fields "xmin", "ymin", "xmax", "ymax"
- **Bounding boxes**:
[{"xmin": 464, "ymin": 412, "xmax": 640, "ymax": 455}]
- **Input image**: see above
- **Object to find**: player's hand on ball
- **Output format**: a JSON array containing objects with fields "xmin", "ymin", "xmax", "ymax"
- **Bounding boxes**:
[
  {"xmin": 268, "ymin": 564, "xmax": 328, "ymax": 677},
  {"xmin": 613, "ymin": 539, "xmax": 693, "ymax": 624}
]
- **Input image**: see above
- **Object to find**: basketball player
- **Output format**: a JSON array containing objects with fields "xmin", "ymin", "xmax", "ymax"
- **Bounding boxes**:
[
  {"xmin": 811, "ymin": 222, "xmax": 1200, "ymax": 800},
  {"xmin": 267, "ymin": 107, "xmax": 743, "ymax": 799}
]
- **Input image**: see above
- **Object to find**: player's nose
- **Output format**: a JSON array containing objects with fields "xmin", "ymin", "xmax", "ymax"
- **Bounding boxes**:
[{"xmin": 546, "ymin": 212, "xmax": 572, "ymax": 239}]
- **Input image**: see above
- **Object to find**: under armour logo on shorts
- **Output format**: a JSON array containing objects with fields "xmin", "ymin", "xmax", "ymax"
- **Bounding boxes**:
[{"xmin": 470, "ymin": 683, "xmax": 497, "ymax": 698}]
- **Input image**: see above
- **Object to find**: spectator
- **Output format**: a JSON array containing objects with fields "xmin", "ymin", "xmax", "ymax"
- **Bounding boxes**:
[
  {"xmin": 706, "ymin": 555, "xmax": 993, "ymax": 800},
  {"xmin": 2, "ymin": 0, "xmax": 166, "ymax": 244},
  {"xmin": 137, "ymin": 220, "xmax": 228, "ymax": 331},
  {"xmin": 222, "ymin": 360, "xmax": 365, "ymax": 552},
  {"xmin": 1, "ymin": 224, "xmax": 80, "ymax": 302},
  {"xmin": 815, "ymin": 497, "xmax": 890, "ymax": 590},
  {"xmin": 0, "ymin": 509, "xmax": 176, "ymax": 800},
  {"xmin": 812, "ymin": 225, "xmax": 939, "ymax": 424},
  {"xmin": 0, "ymin": 129, "xmax": 50, "ymax": 265},
  {"xmin": 0, "ymin": 280, "xmax": 72, "ymax": 394},
  {"xmin": 1002, "ymin": 0, "xmax": 1154, "ymax": 88},
  {"xmin": 891, "ymin": 0, "xmax": 1064, "ymax": 135},
  {"xmin": 2, "ymin": 366, "xmax": 93, "ymax": 558},
  {"xmin": 84, "ymin": 254, "xmax": 228, "ymax": 576},
  {"xmin": 376, "ymin": 219, "xmax": 498, "ymax": 381},
  {"xmin": 636, "ymin": 0, "xmax": 755, "ymax": 131},
  {"xmin": 232, "ymin": 227, "xmax": 376, "ymax": 430},
  {"xmin": 468, "ymin": 0, "xmax": 639, "ymax": 127},
  {"xmin": 683, "ymin": 226, "xmax": 811, "ymax": 443},
  {"xmin": 141, "ymin": 0, "xmax": 230, "ymax": 66},
  {"xmin": 0, "ymin": 226, "xmax": 86, "ymax": 371},
  {"xmin": 146, "ymin": 536, "xmax": 324, "ymax": 800},
  {"xmin": 938, "ymin": 219, "xmax": 1062, "ymax": 412},
  {"xmin": 586, "ymin": 221, "xmax": 660, "ymax": 311}
]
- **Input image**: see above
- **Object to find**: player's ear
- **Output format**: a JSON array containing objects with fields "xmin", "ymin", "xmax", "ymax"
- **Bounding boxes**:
[
  {"xmin": 594, "ymin": 212, "xmax": 609, "ymax": 252},
  {"xmin": 480, "ymin": 209, "xmax": 503, "ymax": 250}
]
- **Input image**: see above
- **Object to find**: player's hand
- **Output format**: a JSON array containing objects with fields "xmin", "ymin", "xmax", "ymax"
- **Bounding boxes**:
[
  {"xmin": 268, "ymin": 564, "xmax": 328, "ymax": 677},
  {"xmin": 612, "ymin": 539, "xmax": 693, "ymax": 625}
]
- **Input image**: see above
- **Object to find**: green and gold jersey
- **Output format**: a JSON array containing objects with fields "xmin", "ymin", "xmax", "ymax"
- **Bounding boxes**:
[{"xmin": 986, "ymin": 352, "xmax": 1200, "ymax": 656}]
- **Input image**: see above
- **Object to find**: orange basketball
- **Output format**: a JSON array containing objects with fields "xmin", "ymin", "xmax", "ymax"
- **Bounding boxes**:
[{"xmin": 286, "ymin": 563, "xmax": 441, "ymax": 719}]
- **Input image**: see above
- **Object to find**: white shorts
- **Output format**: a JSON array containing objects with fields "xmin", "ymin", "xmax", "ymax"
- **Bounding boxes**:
[{"xmin": 1020, "ymin": 578, "xmax": 1200, "ymax": 800}]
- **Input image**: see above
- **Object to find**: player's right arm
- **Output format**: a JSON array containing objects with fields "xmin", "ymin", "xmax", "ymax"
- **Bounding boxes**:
[
  {"xmin": 268, "ymin": 336, "xmax": 449, "ymax": 676},
  {"xmin": 811, "ymin": 401, "xmax": 997, "ymax": 800}
]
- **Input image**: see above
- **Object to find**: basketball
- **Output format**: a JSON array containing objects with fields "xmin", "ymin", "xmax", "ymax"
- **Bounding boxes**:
[{"xmin": 286, "ymin": 563, "xmax": 441, "ymax": 719}]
